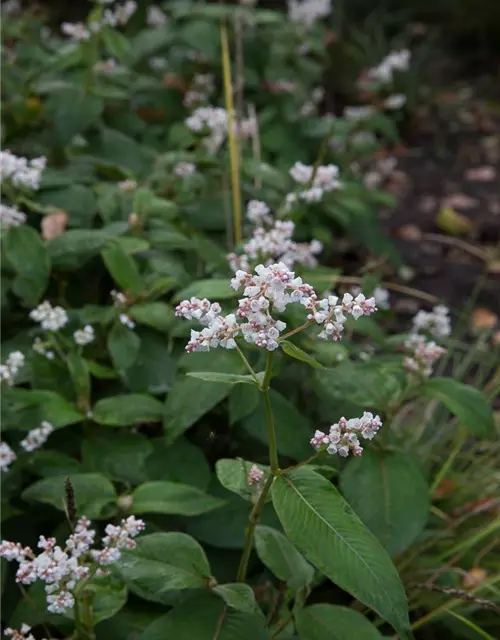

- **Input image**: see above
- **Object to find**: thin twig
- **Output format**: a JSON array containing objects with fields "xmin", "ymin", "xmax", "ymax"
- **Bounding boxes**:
[
  {"xmin": 422, "ymin": 233, "xmax": 489, "ymax": 261},
  {"xmin": 410, "ymin": 583, "xmax": 500, "ymax": 613}
]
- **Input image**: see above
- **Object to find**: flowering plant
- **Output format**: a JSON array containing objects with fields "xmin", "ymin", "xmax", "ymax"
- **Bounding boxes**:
[{"xmin": 1, "ymin": 2, "xmax": 498, "ymax": 639}]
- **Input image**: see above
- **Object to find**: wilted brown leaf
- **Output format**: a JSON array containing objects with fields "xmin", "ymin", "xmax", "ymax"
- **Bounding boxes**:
[
  {"xmin": 470, "ymin": 307, "xmax": 498, "ymax": 331},
  {"xmin": 462, "ymin": 567, "xmax": 487, "ymax": 590},
  {"xmin": 41, "ymin": 210, "xmax": 67, "ymax": 240}
]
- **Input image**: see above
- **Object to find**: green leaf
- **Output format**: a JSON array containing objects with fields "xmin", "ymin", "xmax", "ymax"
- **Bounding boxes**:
[
  {"xmin": 281, "ymin": 341, "xmax": 325, "ymax": 369},
  {"xmin": 92, "ymin": 394, "xmax": 164, "ymax": 427},
  {"xmin": 131, "ymin": 481, "xmax": 226, "ymax": 516},
  {"xmin": 421, "ymin": 377, "xmax": 494, "ymax": 438},
  {"xmin": 120, "ymin": 328, "xmax": 175, "ymax": 394},
  {"xmin": 27, "ymin": 450, "xmax": 82, "ymax": 477},
  {"xmin": 242, "ymin": 390, "xmax": 312, "ymax": 459},
  {"xmin": 146, "ymin": 438, "xmax": 211, "ymax": 490},
  {"xmin": 271, "ymin": 468, "xmax": 411, "ymax": 638},
  {"xmin": 295, "ymin": 604, "xmax": 383, "ymax": 640},
  {"xmin": 66, "ymin": 575, "xmax": 127, "ymax": 625},
  {"xmin": 22, "ymin": 473, "xmax": 116, "ymax": 518},
  {"xmin": 82, "ymin": 431, "xmax": 153, "ymax": 485},
  {"xmin": 340, "ymin": 451, "xmax": 429, "ymax": 556},
  {"xmin": 229, "ymin": 383, "xmax": 260, "ymax": 425},
  {"xmin": 102, "ymin": 240, "xmax": 142, "ymax": 294},
  {"xmin": 4, "ymin": 226, "xmax": 50, "ymax": 306},
  {"xmin": 173, "ymin": 279, "xmax": 237, "ymax": 302},
  {"xmin": 187, "ymin": 371, "xmax": 260, "ymax": 386},
  {"xmin": 102, "ymin": 28, "xmax": 131, "ymax": 60},
  {"xmin": 254, "ymin": 525, "xmax": 314, "ymax": 590},
  {"xmin": 47, "ymin": 87, "xmax": 103, "ymax": 145},
  {"xmin": 141, "ymin": 593, "xmax": 269, "ymax": 640},
  {"xmin": 47, "ymin": 223, "xmax": 128, "ymax": 269},
  {"xmin": 216, "ymin": 459, "xmax": 270, "ymax": 503},
  {"xmin": 107, "ymin": 322, "xmax": 141, "ymax": 371},
  {"xmin": 117, "ymin": 532, "xmax": 211, "ymax": 604},
  {"xmin": 66, "ymin": 353, "xmax": 91, "ymax": 406},
  {"xmin": 129, "ymin": 302, "xmax": 174, "ymax": 333},
  {"xmin": 133, "ymin": 187, "xmax": 154, "ymax": 220},
  {"xmin": 164, "ymin": 368, "xmax": 242, "ymax": 442},
  {"xmin": 86, "ymin": 360, "xmax": 118, "ymax": 379},
  {"xmin": 213, "ymin": 583, "xmax": 260, "ymax": 614}
]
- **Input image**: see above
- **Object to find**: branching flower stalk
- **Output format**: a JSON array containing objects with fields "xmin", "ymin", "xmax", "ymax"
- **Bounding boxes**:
[{"xmin": 175, "ymin": 262, "xmax": 383, "ymax": 582}]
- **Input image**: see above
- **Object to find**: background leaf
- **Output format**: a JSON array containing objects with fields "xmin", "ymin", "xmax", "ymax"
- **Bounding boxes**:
[
  {"xmin": 131, "ymin": 481, "xmax": 226, "ymax": 516},
  {"xmin": 340, "ymin": 450, "xmax": 430, "ymax": 556},
  {"xmin": 92, "ymin": 394, "xmax": 164, "ymax": 426},
  {"xmin": 295, "ymin": 604, "xmax": 383, "ymax": 639}
]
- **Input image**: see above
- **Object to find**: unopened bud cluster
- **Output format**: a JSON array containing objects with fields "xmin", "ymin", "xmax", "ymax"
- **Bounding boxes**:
[
  {"xmin": 0, "ymin": 515, "xmax": 145, "ymax": 614},
  {"xmin": 0, "ymin": 150, "xmax": 46, "ymax": 190},
  {"xmin": 30, "ymin": 301, "xmax": 68, "ymax": 332},
  {"xmin": 286, "ymin": 161, "xmax": 342, "ymax": 207},
  {"xmin": 176, "ymin": 262, "xmax": 376, "ymax": 353},
  {"xmin": 311, "ymin": 412, "xmax": 382, "ymax": 457}
]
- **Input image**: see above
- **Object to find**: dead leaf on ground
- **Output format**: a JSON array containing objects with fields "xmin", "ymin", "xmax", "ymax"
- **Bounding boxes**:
[
  {"xmin": 465, "ymin": 166, "xmax": 496, "ymax": 181},
  {"xmin": 41, "ymin": 210, "xmax": 67, "ymax": 240},
  {"xmin": 397, "ymin": 224, "xmax": 422, "ymax": 241},
  {"xmin": 470, "ymin": 307, "xmax": 498, "ymax": 331},
  {"xmin": 433, "ymin": 479, "xmax": 456, "ymax": 500},
  {"xmin": 436, "ymin": 207, "xmax": 473, "ymax": 236},
  {"xmin": 462, "ymin": 568, "xmax": 488, "ymax": 590},
  {"xmin": 441, "ymin": 193, "xmax": 478, "ymax": 210}
]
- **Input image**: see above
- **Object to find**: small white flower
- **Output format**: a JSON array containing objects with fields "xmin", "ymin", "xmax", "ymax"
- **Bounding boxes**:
[
  {"xmin": 20, "ymin": 421, "xmax": 54, "ymax": 453},
  {"xmin": 147, "ymin": 5, "xmax": 168, "ymax": 27},
  {"xmin": 0, "ymin": 203, "xmax": 27, "ymax": 228},
  {"xmin": 0, "ymin": 442, "xmax": 17, "ymax": 473},
  {"xmin": 73, "ymin": 325, "xmax": 95, "ymax": 346},
  {"xmin": 384, "ymin": 93, "xmax": 406, "ymax": 110},
  {"xmin": 288, "ymin": 0, "xmax": 331, "ymax": 27},
  {"xmin": 174, "ymin": 162, "xmax": 196, "ymax": 178},
  {"xmin": 119, "ymin": 314, "xmax": 135, "ymax": 330}
]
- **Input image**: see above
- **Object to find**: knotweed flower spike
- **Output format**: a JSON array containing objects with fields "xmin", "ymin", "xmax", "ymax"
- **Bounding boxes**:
[
  {"xmin": 310, "ymin": 412, "xmax": 382, "ymax": 457},
  {"xmin": 0, "ymin": 442, "xmax": 17, "ymax": 473},
  {"xmin": 3, "ymin": 624, "xmax": 35, "ymax": 640},
  {"xmin": 0, "ymin": 516, "xmax": 145, "ymax": 614},
  {"xmin": 74, "ymin": 325, "xmax": 95, "ymax": 345},
  {"xmin": 20, "ymin": 421, "xmax": 54, "ymax": 452},
  {"xmin": 176, "ymin": 262, "xmax": 376, "ymax": 353}
]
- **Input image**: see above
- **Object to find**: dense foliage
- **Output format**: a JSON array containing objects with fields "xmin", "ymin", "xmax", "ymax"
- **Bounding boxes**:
[{"xmin": 1, "ymin": 2, "xmax": 498, "ymax": 640}]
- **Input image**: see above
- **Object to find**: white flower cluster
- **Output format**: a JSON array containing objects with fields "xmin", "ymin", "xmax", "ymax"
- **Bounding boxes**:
[
  {"xmin": 300, "ymin": 87, "xmax": 325, "ymax": 117},
  {"xmin": 119, "ymin": 314, "xmax": 136, "ymax": 330},
  {"xmin": 61, "ymin": 1, "xmax": 137, "ymax": 41},
  {"xmin": 0, "ymin": 351, "xmax": 25, "ymax": 386},
  {"xmin": 111, "ymin": 289, "xmax": 128, "ymax": 306},
  {"xmin": 404, "ymin": 334, "xmax": 447, "ymax": 378},
  {"xmin": 117, "ymin": 179, "xmax": 137, "ymax": 192},
  {"xmin": 3, "ymin": 623, "xmax": 35, "ymax": 640},
  {"xmin": 33, "ymin": 338, "xmax": 55, "ymax": 360},
  {"xmin": 0, "ymin": 442, "xmax": 16, "ymax": 473},
  {"xmin": 73, "ymin": 325, "xmax": 95, "ymax": 346},
  {"xmin": 288, "ymin": 0, "xmax": 331, "ymax": 27},
  {"xmin": 176, "ymin": 262, "xmax": 376, "ymax": 353},
  {"xmin": 183, "ymin": 73, "xmax": 215, "ymax": 108},
  {"xmin": 412, "ymin": 304, "xmax": 451, "ymax": 340},
  {"xmin": 229, "ymin": 219, "xmax": 323, "ymax": 273},
  {"xmin": 0, "ymin": 150, "xmax": 46, "ymax": 190},
  {"xmin": 20, "ymin": 421, "xmax": 54, "ymax": 453},
  {"xmin": 246, "ymin": 200, "xmax": 273, "ymax": 226},
  {"xmin": 30, "ymin": 301, "xmax": 68, "ymax": 332},
  {"xmin": 0, "ymin": 515, "xmax": 145, "ymax": 614},
  {"xmin": 174, "ymin": 161, "xmax": 196, "ymax": 178},
  {"xmin": 185, "ymin": 106, "xmax": 255, "ymax": 154},
  {"xmin": 94, "ymin": 58, "xmax": 117, "ymax": 73},
  {"xmin": 310, "ymin": 412, "xmax": 382, "ymax": 457},
  {"xmin": 287, "ymin": 161, "xmax": 342, "ymax": 206},
  {"xmin": 0, "ymin": 203, "xmax": 27, "ymax": 229},
  {"xmin": 364, "ymin": 156, "xmax": 398, "ymax": 189},
  {"xmin": 361, "ymin": 49, "xmax": 411, "ymax": 87},
  {"xmin": 147, "ymin": 5, "xmax": 168, "ymax": 27},
  {"xmin": 383, "ymin": 93, "xmax": 407, "ymax": 110},
  {"xmin": 343, "ymin": 105, "xmax": 376, "ymax": 122},
  {"xmin": 352, "ymin": 286, "xmax": 390, "ymax": 310}
]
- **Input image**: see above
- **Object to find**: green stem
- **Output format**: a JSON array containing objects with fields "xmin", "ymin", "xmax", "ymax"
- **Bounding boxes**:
[
  {"xmin": 235, "ymin": 343, "xmax": 260, "ymax": 385},
  {"xmin": 429, "ymin": 424, "xmax": 467, "ymax": 496},
  {"xmin": 279, "ymin": 321, "xmax": 313, "ymax": 342},
  {"xmin": 236, "ymin": 472, "xmax": 275, "ymax": 582},
  {"xmin": 236, "ymin": 351, "xmax": 280, "ymax": 582},
  {"xmin": 263, "ymin": 351, "xmax": 279, "ymax": 472}
]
